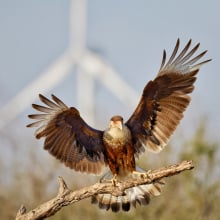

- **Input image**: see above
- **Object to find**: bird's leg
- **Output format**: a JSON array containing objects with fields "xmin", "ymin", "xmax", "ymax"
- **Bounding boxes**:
[{"xmin": 111, "ymin": 174, "xmax": 117, "ymax": 186}]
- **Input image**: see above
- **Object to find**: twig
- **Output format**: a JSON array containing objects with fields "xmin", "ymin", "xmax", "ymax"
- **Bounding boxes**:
[{"xmin": 15, "ymin": 160, "xmax": 193, "ymax": 220}]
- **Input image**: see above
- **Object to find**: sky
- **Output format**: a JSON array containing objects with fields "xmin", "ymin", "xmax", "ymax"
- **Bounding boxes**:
[{"xmin": 0, "ymin": 1, "xmax": 219, "ymax": 169}]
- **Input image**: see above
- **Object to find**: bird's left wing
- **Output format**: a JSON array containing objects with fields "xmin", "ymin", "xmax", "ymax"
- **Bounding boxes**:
[
  {"xmin": 126, "ymin": 39, "xmax": 211, "ymax": 155},
  {"xmin": 27, "ymin": 94, "xmax": 107, "ymax": 175}
]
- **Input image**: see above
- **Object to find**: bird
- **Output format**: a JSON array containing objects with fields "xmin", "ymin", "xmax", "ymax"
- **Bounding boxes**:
[{"xmin": 27, "ymin": 39, "xmax": 211, "ymax": 212}]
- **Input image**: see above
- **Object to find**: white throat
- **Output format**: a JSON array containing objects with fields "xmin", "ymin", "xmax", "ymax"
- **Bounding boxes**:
[{"xmin": 107, "ymin": 126, "xmax": 125, "ymax": 139}]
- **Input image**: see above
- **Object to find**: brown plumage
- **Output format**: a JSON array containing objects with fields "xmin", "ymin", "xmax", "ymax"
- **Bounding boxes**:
[{"xmin": 27, "ymin": 39, "xmax": 211, "ymax": 212}]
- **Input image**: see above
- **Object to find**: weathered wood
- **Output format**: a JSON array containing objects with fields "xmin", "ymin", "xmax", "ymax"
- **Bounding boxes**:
[{"xmin": 15, "ymin": 160, "xmax": 193, "ymax": 220}]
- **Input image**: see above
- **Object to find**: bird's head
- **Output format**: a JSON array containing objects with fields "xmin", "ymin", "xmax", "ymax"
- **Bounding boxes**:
[{"xmin": 109, "ymin": 115, "xmax": 124, "ymax": 130}]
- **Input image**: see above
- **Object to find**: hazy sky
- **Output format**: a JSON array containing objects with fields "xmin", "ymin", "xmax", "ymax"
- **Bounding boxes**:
[{"xmin": 0, "ymin": 0, "xmax": 219, "ymax": 142}]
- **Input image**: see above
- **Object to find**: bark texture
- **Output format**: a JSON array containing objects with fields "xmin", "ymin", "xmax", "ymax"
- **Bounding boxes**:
[{"xmin": 16, "ymin": 160, "xmax": 194, "ymax": 220}]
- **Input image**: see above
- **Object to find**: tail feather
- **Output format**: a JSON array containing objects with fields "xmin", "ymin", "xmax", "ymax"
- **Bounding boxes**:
[
  {"xmin": 110, "ymin": 196, "xmax": 120, "ymax": 212},
  {"xmin": 121, "ymin": 196, "xmax": 130, "ymax": 211},
  {"xmin": 98, "ymin": 194, "xmax": 111, "ymax": 210},
  {"xmin": 91, "ymin": 167, "xmax": 165, "ymax": 212}
]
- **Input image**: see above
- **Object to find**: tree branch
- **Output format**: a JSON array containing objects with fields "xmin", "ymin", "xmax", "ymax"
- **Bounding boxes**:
[{"xmin": 15, "ymin": 160, "xmax": 194, "ymax": 220}]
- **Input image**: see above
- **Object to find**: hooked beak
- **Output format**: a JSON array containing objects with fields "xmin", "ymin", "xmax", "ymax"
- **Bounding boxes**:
[{"xmin": 110, "ymin": 120, "xmax": 123, "ymax": 130}]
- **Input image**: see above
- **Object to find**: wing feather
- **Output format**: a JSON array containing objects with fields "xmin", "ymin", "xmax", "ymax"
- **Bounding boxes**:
[
  {"xmin": 32, "ymin": 104, "xmax": 53, "ymax": 113},
  {"xmin": 172, "ymin": 39, "xmax": 192, "ymax": 64},
  {"xmin": 27, "ymin": 94, "xmax": 106, "ymax": 175},
  {"xmin": 39, "ymin": 94, "xmax": 60, "ymax": 109},
  {"xmin": 126, "ymin": 39, "xmax": 211, "ymax": 154},
  {"xmin": 164, "ymin": 38, "xmax": 180, "ymax": 68},
  {"xmin": 176, "ymin": 43, "xmax": 200, "ymax": 64}
]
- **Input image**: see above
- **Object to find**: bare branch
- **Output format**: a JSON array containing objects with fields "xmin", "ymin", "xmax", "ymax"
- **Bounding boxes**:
[{"xmin": 15, "ymin": 160, "xmax": 193, "ymax": 220}]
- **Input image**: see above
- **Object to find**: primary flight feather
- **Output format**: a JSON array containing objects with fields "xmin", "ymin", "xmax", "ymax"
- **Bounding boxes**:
[{"xmin": 27, "ymin": 39, "xmax": 211, "ymax": 212}]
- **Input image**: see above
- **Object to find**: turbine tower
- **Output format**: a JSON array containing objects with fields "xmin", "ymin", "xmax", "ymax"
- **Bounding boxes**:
[{"xmin": 0, "ymin": 0, "xmax": 139, "ymax": 129}]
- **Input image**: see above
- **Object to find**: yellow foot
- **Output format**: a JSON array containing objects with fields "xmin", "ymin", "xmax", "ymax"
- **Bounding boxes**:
[
  {"xmin": 111, "ymin": 174, "xmax": 117, "ymax": 186},
  {"xmin": 132, "ymin": 170, "xmax": 152, "ymax": 179},
  {"xmin": 100, "ymin": 174, "xmax": 118, "ymax": 186}
]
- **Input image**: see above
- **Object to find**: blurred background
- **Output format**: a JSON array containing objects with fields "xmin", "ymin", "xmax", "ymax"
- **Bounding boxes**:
[{"xmin": 0, "ymin": 0, "xmax": 219, "ymax": 219}]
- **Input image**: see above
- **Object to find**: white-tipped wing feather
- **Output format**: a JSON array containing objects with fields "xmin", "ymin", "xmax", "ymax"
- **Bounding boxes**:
[
  {"xmin": 27, "ymin": 94, "xmax": 107, "ymax": 175},
  {"xmin": 126, "ymin": 39, "xmax": 211, "ymax": 154}
]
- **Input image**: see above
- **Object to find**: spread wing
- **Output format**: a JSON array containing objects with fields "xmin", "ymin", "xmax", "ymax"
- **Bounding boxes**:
[
  {"xmin": 27, "ymin": 94, "xmax": 107, "ymax": 175},
  {"xmin": 126, "ymin": 39, "xmax": 211, "ymax": 154}
]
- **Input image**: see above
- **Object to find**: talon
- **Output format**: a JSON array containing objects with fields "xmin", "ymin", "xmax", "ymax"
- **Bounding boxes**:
[
  {"xmin": 146, "ymin": 169, "xmax": 152, "ymax": 176},
  {"xmin": 99, "ymin": 174, "xmax": 118, "ymax": 185},
  {"xmin": 132, "ymin": 170, "xmax": 152, "ymax": 179},
  {"xmin": 132, "ymin": 171, "xmax": 145, "ymax": 178},
  {"xmin": 146, "ymin": 170, "xmax": 152, "ymax": 180}
]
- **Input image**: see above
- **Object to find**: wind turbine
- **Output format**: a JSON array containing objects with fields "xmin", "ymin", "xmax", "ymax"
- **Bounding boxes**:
[{"xmin": 0, "ymin": 0, "xmax": 139, "ymax": 129}]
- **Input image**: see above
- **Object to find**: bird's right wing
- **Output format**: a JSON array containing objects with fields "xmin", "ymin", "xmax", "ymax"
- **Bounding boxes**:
[{"xmin": 27, "ymin": 94, "xmax": 107, "ymax": 175}]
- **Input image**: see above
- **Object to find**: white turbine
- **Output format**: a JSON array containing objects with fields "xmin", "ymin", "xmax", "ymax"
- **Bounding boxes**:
[{"xmin": 0, "ymin": 0, "xmax": 139, "ymax": 129}]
